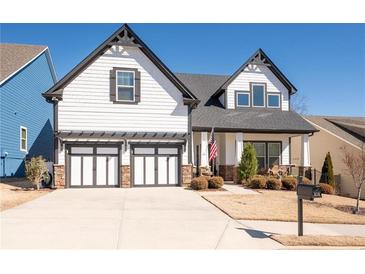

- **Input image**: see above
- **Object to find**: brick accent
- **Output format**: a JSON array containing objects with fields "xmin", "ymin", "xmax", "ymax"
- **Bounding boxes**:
[
  {"xmin": 121, "ymin": 165, "xmax": 130, "ymax": 188},
  {"xmin": 54, "ymin": 164, "xmax": 65, "ymax": 188},
  {"xmin": 182, "ymin": 164, "xmax": 193, "ymax": 187},
  {"xmin": 219, "ymin": 165, "xmax": 239, "ymax": 183}
]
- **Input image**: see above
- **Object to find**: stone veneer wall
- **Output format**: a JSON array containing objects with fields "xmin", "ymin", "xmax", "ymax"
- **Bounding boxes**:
[
  {"xmin": 182, "ymin": 164, "xmax": 193, "ymax": 187},
  {"xmin": 121, "ymin": 165, "xmax": 131, "ymax": 188},
  {"xmin": 219, "ymin": 165, "xmax": 239, "ymax": 183},
  {"xmin": 54, "ymin": 164, "xmax": 65, "ymax": 188}
]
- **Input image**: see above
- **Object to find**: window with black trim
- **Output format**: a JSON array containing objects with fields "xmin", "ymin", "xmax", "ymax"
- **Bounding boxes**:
[{"xmin": 244, "ymin": 141, "xmax": 281, "ymax": 170}]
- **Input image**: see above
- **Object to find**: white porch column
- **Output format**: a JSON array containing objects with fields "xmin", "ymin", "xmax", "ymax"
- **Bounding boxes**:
[
  {"xmin": 235, "ymin": 133, "xmax": 244, "ymax": 166},
  {"xmin": 300, "ymin": 134, "xmax": 311, "ymax": 167},
  {"xmin": 201, "ymin": 132, "xmax": 209, "ymax": 167}
]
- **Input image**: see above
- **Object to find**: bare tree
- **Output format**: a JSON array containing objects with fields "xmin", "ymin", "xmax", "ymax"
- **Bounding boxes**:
[
  {"xmin": 341, "ymin": 144, "xmax": 365, "ymax": 213},
  {"xmin": 290, "ymin": 93, "xmax": 308, "ymax": 114}
]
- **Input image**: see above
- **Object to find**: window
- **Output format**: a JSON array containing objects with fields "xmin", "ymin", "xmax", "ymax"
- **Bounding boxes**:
[
  {"xmin": 116, "ymin": 70, "xmax": 135, "ymax": 101},
  {"xmin": 267, "ymin": 94, "xmax": 280, "ymax": 108},
  {"xmin": 236, "ymin": 91, "xmax": 250, "ymax": 107},
  {"xmin": 20, "ymin": 126, "xmax": 27, "ymax": 152},
  {"xmin": 252, "ymin": 143, "xmax": 266, "ymax": 170},
  {"xmin": 268, "ymin": 143, "xmax": 281, "ymax": 167},
  {"xmin": 252, "ymin": 84, "xmax": 265, "ymax": 107}
]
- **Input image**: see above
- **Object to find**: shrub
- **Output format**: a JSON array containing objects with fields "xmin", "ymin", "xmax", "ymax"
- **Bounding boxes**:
[
  {"xmin": 237, "ymin": 143, "xmax": 258, "ymax": 182},
  {"xmin": 281, "ymin": 176, "xmax": 297, "ymax": 190},
  {"xmin": 266, "ymin": 177, "xmax": 282, "ymax": 190},
  {"xmin": 208, "ymin": 176, "xmax": 224, "ymax": 189},
  {"xmin": 190, "ymin": 176, "xmax": 208, "ymax": 190},
  {"xmin": 320, "ymin": 152, "xmax": 335, "ymax": 187},
  {"xmin": 319, "ymin": 183, "xmax": 335, "ymax": 195},
  {"xmin": 302, "ymin": 177, "xmax": 312, "ymax": 184},
  {"xmin": 249, "ymin": 176, "xmax": 267, "ymax": 189},
  {"xmin": 25, "ymin": 156, "xmax": 48, "ymax": 190}
]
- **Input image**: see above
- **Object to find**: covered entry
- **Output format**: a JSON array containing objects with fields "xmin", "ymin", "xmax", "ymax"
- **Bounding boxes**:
[
  {"xmin": 66, "ymin": 145, "xmax": 120, "ymax": 187},
  {"xmin": 131, "ymin": 145, "xmax": 181, "ymax": 186}
]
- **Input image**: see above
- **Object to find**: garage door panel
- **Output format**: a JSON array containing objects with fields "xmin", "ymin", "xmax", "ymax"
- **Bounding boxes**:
[
  {"xmin": 82, "ymin": 156, "xmax": 94, "ymax": 186},
  {"xmin": 70, "ymin": 156, "xmax": 81, "ymax": 186},
  {"xmin": 108, "ymin": 156, "xmax": 118, "ymax": 186},
  {"xmin": 158, "ymin": 157, "xmax": 168, "ymax": 185},
  {"xmin": 168, "ymin": 157, "xmax": 178, "ymax": 185},
  {"xmin": 96, "ymin": 157, "xmax": 107, "ymax": 186},
  {"xmin": 134, "ymin": 157, "xmax": 144, "ymax": 185},
  {"xmin": 145, "ymin": 157, "xmax": 155, "ymax": 185}
]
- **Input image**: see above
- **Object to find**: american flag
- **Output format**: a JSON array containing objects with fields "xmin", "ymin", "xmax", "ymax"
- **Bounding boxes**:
[{"xmin": 208, "ymin": 127, "xmax": 218, "ymax": 162}]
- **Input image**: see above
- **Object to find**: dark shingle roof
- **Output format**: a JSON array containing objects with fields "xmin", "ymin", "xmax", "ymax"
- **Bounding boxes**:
[
  {"xmin": 305, "ymin": 116, "xmax": 365, "ymax": 145},
  {"xmin": 0, "ymin": 43, "xmax": 47, "ymax": 84},
  {"xmin": 176, "ymin": 73, "xmax": 317, "ymax": 133}
]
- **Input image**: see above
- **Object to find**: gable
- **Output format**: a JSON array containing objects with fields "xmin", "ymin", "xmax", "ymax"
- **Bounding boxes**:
[{"xmin": 43, "ymin": 24, "xmax": 197, "ymax": 104}]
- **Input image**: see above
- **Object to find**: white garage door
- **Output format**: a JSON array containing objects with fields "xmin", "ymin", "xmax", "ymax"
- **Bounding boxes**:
[
  {"xmin": 69, "ymin": 146, "xmax": 119, "ymax": 187},
  {"xmin": 133, "ymin": 146, "xmax": 179, "ymax": 186}
]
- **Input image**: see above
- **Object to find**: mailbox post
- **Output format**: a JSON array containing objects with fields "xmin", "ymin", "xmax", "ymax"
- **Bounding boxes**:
[{"xmin": 296, "ymin": 178, "xmax": 322, "ymax": 236}]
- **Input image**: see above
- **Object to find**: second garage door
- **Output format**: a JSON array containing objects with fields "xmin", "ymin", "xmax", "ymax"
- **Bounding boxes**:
[{"xmin": 132, "ymin": 146, "xmax": 180, "ymax": 186}]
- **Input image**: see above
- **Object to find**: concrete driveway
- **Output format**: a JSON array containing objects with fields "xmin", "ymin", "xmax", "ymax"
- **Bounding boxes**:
[{"xmin": 0, "ymin": 187, "xmax": 281, "ymax": 249}]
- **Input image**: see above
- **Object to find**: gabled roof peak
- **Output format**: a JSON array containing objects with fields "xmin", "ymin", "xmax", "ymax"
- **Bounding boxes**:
[{"xmin": 212, "ymin": 48, "xmax": 297, "ymax": 98}]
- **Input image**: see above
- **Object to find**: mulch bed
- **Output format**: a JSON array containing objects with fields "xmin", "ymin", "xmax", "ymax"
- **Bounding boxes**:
[{"xmin": 335, "ymin": 205, "xmax": 365, "ymax": 216}]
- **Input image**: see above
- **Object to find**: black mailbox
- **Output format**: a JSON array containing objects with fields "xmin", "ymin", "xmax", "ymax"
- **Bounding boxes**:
[{"xmin": 297, "ymin": 184, "xmax": 322, "ymax": 201}]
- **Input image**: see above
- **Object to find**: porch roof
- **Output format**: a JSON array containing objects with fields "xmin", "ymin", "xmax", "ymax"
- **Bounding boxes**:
[{"xmin": 176, "ymin": 73, "xmax": 318, "ymax": 134}]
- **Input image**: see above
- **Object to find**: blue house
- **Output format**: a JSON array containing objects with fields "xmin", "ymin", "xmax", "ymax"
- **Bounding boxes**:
[{"xmin": 0, "ymin": 44, "xmax": 57, "ymax": 177}]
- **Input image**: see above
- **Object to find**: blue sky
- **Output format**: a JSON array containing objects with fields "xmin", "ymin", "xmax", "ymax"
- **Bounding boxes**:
[{"xmin": 1, "ymin": 23, "xmax": 364, "ymax": 116}]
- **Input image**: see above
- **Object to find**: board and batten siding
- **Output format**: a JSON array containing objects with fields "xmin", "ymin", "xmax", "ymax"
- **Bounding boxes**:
[
  {"xmin": 0, "ymin": 52, "xmax": 55, "ymax": 177},
  {"xmin": 226, "ymin": 64, "xmax": 289, "ymax": 110},
  {"xmin": 58, "ymin": 46, "xmax": 189, "ymax": 133}
]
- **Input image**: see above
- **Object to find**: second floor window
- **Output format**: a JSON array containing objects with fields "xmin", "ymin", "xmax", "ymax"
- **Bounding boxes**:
[
  {"xmin": 236, "ymin": 91, "xmax": 250, "ymax": 107},
  {"xmin": 267, "ymin": 94, "xmax": 280, "ymax": 108},
  {"xmin": 116, "ymin": 71, "xmax": 135, "ymax": 102},
  {"xmin": 252, "ymin": 84, "xmax": 265, "ymax": 107}
]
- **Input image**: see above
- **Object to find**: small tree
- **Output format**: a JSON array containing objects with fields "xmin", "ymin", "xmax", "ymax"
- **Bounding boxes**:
[
  {"xmin": 319, "ymin": 152, "xmax": 335, "ymax": 187},
  {"xmin": 25, "ymin": 156, "xmax": 48, "ymax": 190},
  {"xmin": 341, "ymin": 145, "xmax": 365, "ymax": 214},
  {"xmin": 237, "ymin": 143, "xmax": 258, "ymax": 183}
]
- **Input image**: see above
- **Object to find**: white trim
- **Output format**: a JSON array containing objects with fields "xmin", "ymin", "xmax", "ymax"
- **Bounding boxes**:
[
  {"xmin": 267, "ymin": 93, "xmax": 281, "ymax": 108},
  {"xmin": 251, "ymin": 83, "xmax": 266, "ymax": 107},
  {"xmin": 303, "ymin": 117, "xmax": 363, "ymax": 150},
  {"xmin": 20, "ymin": 126, "xmax": 28, "ymax": 152},
  {"xmin": 0, "ymin": 47, "xmax": 48, "ymax": 86},
  {"xmin": 236, "ymin": 91, "xmax": 251, "ymax": 107},
  {"xmin": 115, "ymin": 70, "xmax": 135, "ymax": 102}
]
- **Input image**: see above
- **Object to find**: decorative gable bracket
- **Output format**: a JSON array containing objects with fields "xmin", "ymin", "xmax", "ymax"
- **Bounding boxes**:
[{"xmin": 108, "ymin": 28, "xmax": 142, "ymax": 48}]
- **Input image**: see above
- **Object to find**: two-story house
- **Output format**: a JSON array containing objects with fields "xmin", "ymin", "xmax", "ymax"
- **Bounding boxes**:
[
  {"xmin": 0, "ymin": 43, "xmax": 57, "ymax": 177},
  {"xmin": 43, "ymin": 24, "xmax": 317, "ymax": 188}
]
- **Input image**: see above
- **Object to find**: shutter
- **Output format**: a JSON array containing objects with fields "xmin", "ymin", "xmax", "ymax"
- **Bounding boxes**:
[
  {"xmin": 135, "ymin": 70, "xmax": 141, "ymax": 103},
  {"xmin": 110, "ymin": 69, "xmax": 116, "ymax": 102}
]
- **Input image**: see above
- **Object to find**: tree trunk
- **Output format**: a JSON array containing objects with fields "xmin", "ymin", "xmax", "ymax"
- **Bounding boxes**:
[
  {"xmin": 355, "ymin": 187, "xmax": 361, "ymax": 214},
  {"xmin": 36, "ymin": 182, "xmax": 40, "ymax": 191}
]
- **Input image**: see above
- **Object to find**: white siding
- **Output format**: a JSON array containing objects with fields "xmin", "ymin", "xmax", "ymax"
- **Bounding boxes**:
[
  {"xmin": 58, "ymin": 46, "xmax": 188, "ymax": 132},
  {"xmin": 226, "ymin": 64, "xmax": 289, "ymax": 110}
]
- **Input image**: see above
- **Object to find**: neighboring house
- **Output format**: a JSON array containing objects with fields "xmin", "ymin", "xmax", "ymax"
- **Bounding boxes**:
[
  {"xmin": 43, "ymin": 24, "xmax": 317, "ymax": 188},
  {"xmin": 291, "ymin": 116, "xmax": 365, "ymax": 199},
  {"xmin": 0, "ymin": 43, "xmax": 57, "ymax": 177}
]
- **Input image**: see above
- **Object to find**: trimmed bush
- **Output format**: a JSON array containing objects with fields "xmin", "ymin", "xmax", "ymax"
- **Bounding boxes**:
[
  {"xmin": 249, "ymin": 176, "xmax": 267, "ymax": 189},
  {"xmin": 190, "ymin": 176, "xmax": 208, "ymax": 190},
  {"xmin": 208, "ymin": 176, "xmax": 224, "ymax": 189},
  {"xmin": 266, "ymin": 177, "xmax": 282, "ymax": 190},
  {"xmin": 281, "ymin": 176, "xmax": 297, "ymax": 190},
  {"xmin": 319, "ymin": 183, "xmax": 335, "ymax": 195},
  {"xmin": 302, "ymin": 177, "xmax": 312, "ymax": 184}
]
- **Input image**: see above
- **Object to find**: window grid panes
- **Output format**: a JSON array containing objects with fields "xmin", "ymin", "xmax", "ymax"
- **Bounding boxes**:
[
  {"xmin": 252, "ymin": 84, "xmax": 265, "ymax": 107},
  {"xmin": 236, "ymin": 92, "xmax": 250, "ymax": 107},
  {"xmin": 252, "ymin": 143, "xmax": 266, "ymax": 170},
  {"xmin": 244, "ymin": 142, "xmax": 282, "ymax": 170},
  {"xmin": 268, "ymin": 143, "xmax": 281, "ymax": 167},
  {"xmin": 20, "ymin": 127, "xmax": 27, "ymax": 151},
  {"xmin": 267, "ymin": 94, "xmax": 280, "ymax": 108},
  {"xmin": 116, "ymin": 71, "xmax": 135, "ymax": 101}
]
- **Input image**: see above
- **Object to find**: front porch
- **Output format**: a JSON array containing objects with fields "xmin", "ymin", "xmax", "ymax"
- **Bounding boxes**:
[{"xmin": 192, "ymin": 131, "xmax": 311, "ymax": 182}]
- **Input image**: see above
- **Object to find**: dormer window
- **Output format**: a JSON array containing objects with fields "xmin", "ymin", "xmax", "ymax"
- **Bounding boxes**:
[
  {"xmin": 252, "ymin": 83, "xmax": 265, "ymax": 107},
  {"xmin": 110, "ymin": 67, "xmax": 141, "ymax": 104},
  {"xmin": 267, "ymin": 93, "xmax": 281, "ymax": 108},
  {"xmin": 236, "ymin": 91, "xmax": 250, "ymax": 107}
]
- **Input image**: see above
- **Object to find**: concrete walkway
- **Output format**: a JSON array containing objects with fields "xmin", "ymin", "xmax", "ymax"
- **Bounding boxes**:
[{"xmin": 0, "ymin": 187, "xmax": 280, "ymax": 249}]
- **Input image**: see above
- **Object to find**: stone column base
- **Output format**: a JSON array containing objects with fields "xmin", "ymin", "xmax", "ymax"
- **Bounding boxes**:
[
  {"xmin": 219, "ymin": 165, "xmax": 239, "ymax": 183},
  {"xmin": 182, "ymin": 164, "xmax": 193, "ymax": 187},
  {"xmin": 121, "ymin": 165, "xmax": 130, "ymax": 188},
  {"xmin": 54, "ymin": 164, "xmax": 65, "ymax": 188}
]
